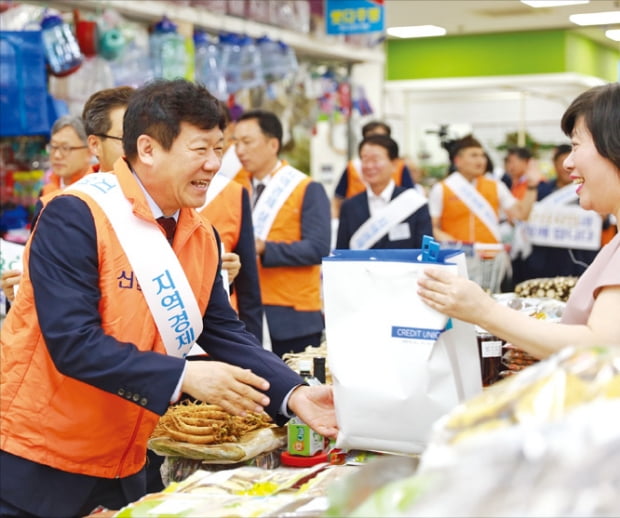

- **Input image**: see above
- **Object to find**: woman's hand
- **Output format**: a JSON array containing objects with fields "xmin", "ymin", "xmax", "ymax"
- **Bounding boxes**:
[
  {"xmin": 1, "ymin": 269, "xmax": 22, "ymax": 303},
  {"xmin": 417, "ymin": 267, "xmax": 493, "ymax": 324}
]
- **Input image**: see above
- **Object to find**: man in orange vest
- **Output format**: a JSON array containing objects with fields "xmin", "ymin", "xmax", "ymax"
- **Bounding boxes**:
[
  {"xmin": 1, "ymin": 88, "xmax": 133, "ymax": 308},
  {"xmin": 331, "ymin": 120, "xmax": 415, "ymax": 218},
  {"xmin": 428, "ymin": 135, "xmax": 541, "ymax": 245},
  {"xmin": 0, "ymin": 80, "xmax": 337, "ymax": 516},
  {"xmin": 231, "ymin": 109, "xmax": 331, "ymax": 357}
]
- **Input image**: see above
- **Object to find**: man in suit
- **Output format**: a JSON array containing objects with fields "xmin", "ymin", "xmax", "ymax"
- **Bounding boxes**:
[
  {"xmin": 231, "ymin": 109, "xmax": 331, "ymax": 357},
  {"xmin": 0, "ymin": 79, "xmax": 337, "ymax": 517},
  {"xmin": 331, "ymin": 120, "xmax": 415, "ymax": 218},
  {"xmin": 336, "ymin": 134, "xmax": 432, "ymax": 250}
]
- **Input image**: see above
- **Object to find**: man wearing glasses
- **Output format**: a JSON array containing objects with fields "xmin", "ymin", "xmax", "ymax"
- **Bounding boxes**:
[{"xmin": 42, "ymin": 115, "xmax": 93, "ymax": 196}]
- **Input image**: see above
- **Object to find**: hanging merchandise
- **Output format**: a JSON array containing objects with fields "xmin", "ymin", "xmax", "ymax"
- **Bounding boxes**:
[
  {"xmin": 149, "ymin": 16, "xmax": 188, "ymax": 80},
  {"xmin": 108, "ymin": 19, "xmax": 150, "ymax": 88},
  {"xmin": 219, "ymin": 32, "xmax": 263, "ymax": 95},
  {"xmin": 255, "ymin": 36, "xmax": 298, "ymax": 84},
  {"xmin": 73, "ymin": 9, "xmax": 98, "ymax": 57},
  {"xmin": 0, "ymin": 31, "xmax": 51, "ymax": 137},
  {"xmin": 193, "ymin": 29, "xmax": 226, "ymax": 100},
  {"xmin": 40, "ymin": 12, "xmax": 83, "ymax": 77},
  {"xmin": 97, "ymin": 9, "xmax": 126, "ymax": 61}
]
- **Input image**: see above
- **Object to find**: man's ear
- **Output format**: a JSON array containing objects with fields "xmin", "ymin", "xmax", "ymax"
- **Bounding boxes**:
[
  {"xmin": 87, "ymin": 134, "xmax": 101, "ymax": 160},
  {"xmin": 136, "ymin": 134, "xmax": 155, "ymax": 165}
]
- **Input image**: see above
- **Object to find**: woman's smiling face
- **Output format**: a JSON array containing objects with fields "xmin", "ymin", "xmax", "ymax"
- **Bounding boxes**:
[{"xmin": 564, "ymin": 116, "xmax": 620, "ymax": 217}]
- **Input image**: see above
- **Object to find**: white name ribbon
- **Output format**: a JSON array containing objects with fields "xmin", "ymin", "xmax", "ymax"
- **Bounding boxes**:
[
  {"xmin": 526, "ymin": 204, "xmax": 602, "ymax": 250},
  {"xmin": 537, "ymin": 183, "xmax": 579, "ymax": 207},
  {"xmin": 444, "ymin": 173, "xmax": 501, "ymax": 242},
  {"xmin": 350, "ymin": 157, "xmax": 364, "ymax": 182},
  {"xmin": 0, "ymin": 238, "xmax": 25, "ymax": 274},
  {"xmin": 350, "ymin": 189, "xmax": 428, "ymax": 250},
  {"xmin": 253, "ymin": 165, "xmax": 306, "ymax": 240},
  {"xmin": 67, "ymin": 173, "xmax": 203, "ymax": 358},
  {"xmin": 197, "ymin": 172, "xmax": 230, "ymax": 211}
]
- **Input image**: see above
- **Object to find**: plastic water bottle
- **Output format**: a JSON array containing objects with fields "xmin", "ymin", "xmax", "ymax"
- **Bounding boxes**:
[
  {"xmin": 193, "ymin": 30, "xmax": 226, "ymax": 100},
  {"xmin": 149, "ymin": 16, "xmax": 187, "ymax": 80},
  {"xmin": 256, "ymin": 35, "xmax": 287, "ymax": 83},
  {"xmin": 40, "ymin": 13, "xmax": 83, "ymax": 77},
  {"xmin": 219, "ymin": 33, "xmax": 262, "ymax": 94}
]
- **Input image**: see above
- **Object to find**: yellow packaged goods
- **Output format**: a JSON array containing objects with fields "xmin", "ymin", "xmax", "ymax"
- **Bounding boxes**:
[{"xmin": 433, "ymin": 345, "xmax": 620, "ymax": 446}]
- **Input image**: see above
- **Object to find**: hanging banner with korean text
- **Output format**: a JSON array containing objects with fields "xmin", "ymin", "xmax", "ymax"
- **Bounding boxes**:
[
  {"xmin": 325, "ymin": 0, "xmax": 385, "ymax": 35},
  {"xmin": 526, "ymin": 205, "xmax": 602, "ymax": 250}
]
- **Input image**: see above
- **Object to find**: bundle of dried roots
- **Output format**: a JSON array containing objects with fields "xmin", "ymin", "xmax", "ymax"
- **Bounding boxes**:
[{"xmin": 151, "ymin": 400, "xmax": 272, "ymax": 445}]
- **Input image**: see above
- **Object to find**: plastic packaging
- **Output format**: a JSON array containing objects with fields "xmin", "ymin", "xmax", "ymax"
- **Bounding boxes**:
[
  {"xmin": 193, "ymin": 30, "xmax": 226, "ymax": 100},
  {"xmin": 219, "ymin": 32, "xmax": 262, "ymax": 94},
  {"xmin": 149, "ymin": 16, "xmax": 188, "ymax": 80},
  {"xmin": 40, "ymin": 13, "xmax": 83, "ymax": 76}
]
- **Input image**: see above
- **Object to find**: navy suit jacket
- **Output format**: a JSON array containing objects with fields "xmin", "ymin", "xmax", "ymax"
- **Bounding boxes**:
[
  {"xmin": 336, "ymin": 186, "xmax": 432, "ymax": 249},
  {"xmin": 0, "ymin": 195, "xmax": 303, "ymax": 516},
  {"xmin": 260, "ymin": 181, "xmax": 331, "ymax": 341}
]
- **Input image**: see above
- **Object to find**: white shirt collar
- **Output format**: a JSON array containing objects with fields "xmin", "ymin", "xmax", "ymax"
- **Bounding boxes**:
[
  {"xmin": 132, "ymin": 170, "xmax": 179, "ymax": 221},
  {"xmin": 366, "ymin": 180, "xmax": 395, "ymax": 217}
]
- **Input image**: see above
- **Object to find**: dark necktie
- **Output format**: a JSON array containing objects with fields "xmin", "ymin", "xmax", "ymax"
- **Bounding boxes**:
[
  {"xmin": 157, "ymin": 216, "xmax": 176, "ymax": 245},
  {"xmin": 253, "ymin": 183, "xmax": 266, "ymax": 207}
]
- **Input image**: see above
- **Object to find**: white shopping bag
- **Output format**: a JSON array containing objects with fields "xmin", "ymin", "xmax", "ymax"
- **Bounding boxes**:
[{"xmin": 322, "ymin": 243, "xmax": 482, "ymax": 455}]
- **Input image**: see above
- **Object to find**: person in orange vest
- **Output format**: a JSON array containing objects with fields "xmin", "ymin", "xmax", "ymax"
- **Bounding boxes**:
[
  {"xmin": 197, "ymin": 104, "xmax": 263, "ymax": 343},
  {"xmin": 0, "ymin": 79, "xmax": 337, "ymax": 517},
  {"xmin": 331, "ymin": 120, "xmax": 415, "ymax": 218},
  {"xmin": 428, "ymin": 135, "xmax": 541, "ymax": 246},
  {"xmin": 1, "ymin": 88, "xmax": 133, "ymax": 308},
  {"xmin": 418, "ymin": 82, "xmax": 620, "ymax": 361},
  {"xmin": 41, "ymin": 115, "xmax": 93, "ymax": 196},
  {"xmin": 231, "ymin": 109, "xmax": 331, "ymax": 357},
  {"xmin": 502, "ymin": 146, "xmax": 533, "ymax": 200},
  {"xmin": 83, "ymin": 86, "xmax": 135, "ymax": 172}
]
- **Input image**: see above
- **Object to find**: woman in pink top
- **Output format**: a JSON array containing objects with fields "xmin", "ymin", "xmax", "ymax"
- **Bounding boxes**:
[{"xmin": 418, "ymin": 83, "xmax": 620, "ymax": 359}]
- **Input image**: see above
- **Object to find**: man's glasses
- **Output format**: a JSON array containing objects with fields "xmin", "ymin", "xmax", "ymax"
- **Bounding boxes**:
[
  {"xmin": 92, "ymin": 133, "xmax": 123, "ymax": 141},
  {"xmin": 46, "ymin": 144, "xmax": 88, "ymax": 156}
]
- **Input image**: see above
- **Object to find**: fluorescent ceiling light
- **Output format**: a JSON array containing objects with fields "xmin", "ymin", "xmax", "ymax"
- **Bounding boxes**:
[
  {"xmin": 521, "ymin": 1, "xmax": 589, "ymax": 7},
  {"xmin": 570, "ymin": 11, "xmax": 620, "ymax": 25},
  {"xmin": 387, "ymin": 25, "xmax": 447, "ymax": 38},
  {"xmin": 605, "ymin": 29, "xmax": 620, "ymax": 41}
]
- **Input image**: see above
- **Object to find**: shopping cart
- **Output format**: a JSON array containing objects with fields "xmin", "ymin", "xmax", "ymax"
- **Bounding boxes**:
[{"xmin": 441, "ymin": 242, "xmax": 510, "ymax": 294}]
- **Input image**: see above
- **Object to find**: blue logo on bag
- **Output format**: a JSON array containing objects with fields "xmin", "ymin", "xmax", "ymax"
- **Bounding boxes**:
[{"xmin": 391, "ymin": 326, "xmax": 441, "ymax": 341}]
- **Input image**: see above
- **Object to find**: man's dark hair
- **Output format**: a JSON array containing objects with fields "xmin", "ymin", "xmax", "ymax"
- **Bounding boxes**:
[
  {"xmin": 358, "ymin": 134, "xmax": 399, "ymax": 160},
  {"xmin": 123, "ymin": 79, "xmax": 226, "ymax": 161},
  {"xmin": 237, "ymin": 109, "xmax": 283, "ymax": 154},
  {"xmin": 82, "ymin": 86, "xmax": 134, "ymax": 136},
  {"xmin": 561, "ymin": 83, "xmax": 620, "ymax": 170},
  {"xmin": 553, "ymin": 144, "xmax": 572, "ymax": 161},
  {"xmin": 506, "ymin": 146, "xmax": 532, "ymax": 161},
  {"xmin": 361, "ymin": 120, "xmax": 391, "ymax": 138}
]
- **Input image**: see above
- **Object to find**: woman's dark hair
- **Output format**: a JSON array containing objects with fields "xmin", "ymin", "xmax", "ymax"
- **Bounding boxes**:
[
  {"xmin": 123, "ymin": 79, "xmax": 225, "ymax": 161},
  {"xmin": 561, "ymin": 83, "xmax": 620, "ymax": 169}
]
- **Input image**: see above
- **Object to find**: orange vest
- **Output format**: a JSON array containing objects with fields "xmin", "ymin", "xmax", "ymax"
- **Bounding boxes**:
[
  {"xmin": 440, "ymin": 175, "xmax": 501, "ymax": 244},
  {"xmin": 1, "ymin": 160, "xmax": 218, "ymax": 479},
  {"xmin": 511, "ymin": 175, "xmax": 528, "ymax": 200},
  {"xmin": 233, "ymin": 164, "xmax": 322, "ymax": 311},
  {"xmin": 40, "ymin": 167, "xmax": 92, "ymax": 196},
  {"xmin": 200, "ymin": 180, "xmax": 244, "ymax": 312},
  {"xmin": 345, "ymin": 158, "xmax": 407, "ymax": 199}
]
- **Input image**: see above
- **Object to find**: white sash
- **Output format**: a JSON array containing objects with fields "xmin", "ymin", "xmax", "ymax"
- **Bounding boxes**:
[
  {"xmin": 537, "ymin": 183, "xmax": 579, "ymax": 207},
  {"xmin": 349, "ymin": 189, "xmax": 428, "ymax": 250},
  {"xmin": 197, "ymin": 172, "xmax": 230, "ymax": 211},
  {"xmin": 217, "ymin": 145, "xmax": 242, "ymax": 179},
  {"xmin": 67, "ymin": 173, "xmax": 203, "ymax": 358},
  {"xmin": 444, "ymin": 173, "xmax": 501, "ymax": 242},
  {"xmin": 253, "ymin": 164, "xmax": 306, "ymax": 240}
]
